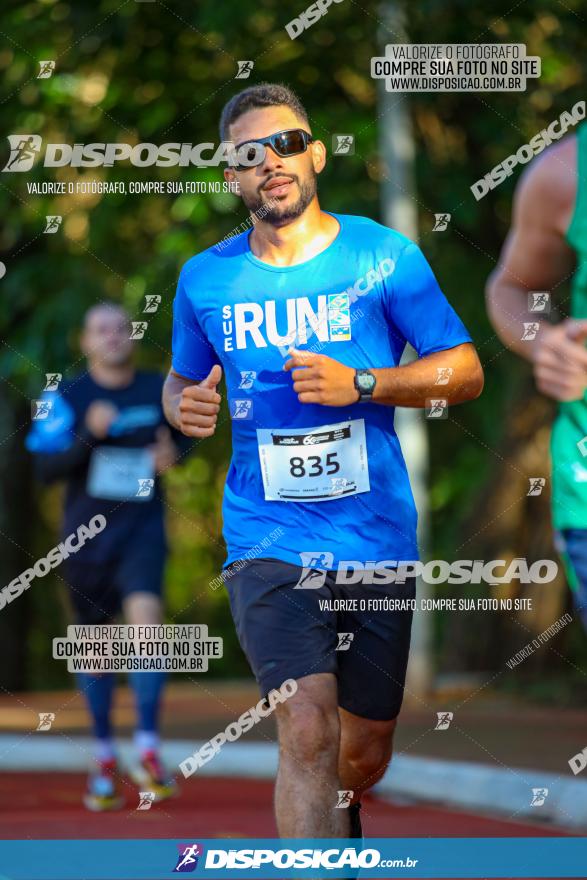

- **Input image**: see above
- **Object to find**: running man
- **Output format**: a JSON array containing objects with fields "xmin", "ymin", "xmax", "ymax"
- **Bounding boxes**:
[
  {"xmin": 27, "ymin": 303, "xmax": 187, "ymax": 810},
  {"xmin": 5, "ymin": 135, "xmax": 40, "ymax": 171},
  {"xmin": 163, "ymin": 83, "xmax": 483, "ymax": 838},
  {"xmin": 486, "ymin": 120, "xmax": 587, "ymax": 631}
]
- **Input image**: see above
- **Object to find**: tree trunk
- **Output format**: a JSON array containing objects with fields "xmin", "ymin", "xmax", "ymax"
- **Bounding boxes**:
[
  {"xmin": 0, "ymin": 383, "xmax": 33, "ymax": 692},
  {"xmin": 377, "ymin": 0, "xmax": 433, "ymax": 697}
]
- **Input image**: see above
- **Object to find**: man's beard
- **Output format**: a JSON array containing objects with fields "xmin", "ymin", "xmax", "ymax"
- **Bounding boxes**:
[{"xmin": 242, "ymin": 172, "xmax": 317, "ymax": 227}]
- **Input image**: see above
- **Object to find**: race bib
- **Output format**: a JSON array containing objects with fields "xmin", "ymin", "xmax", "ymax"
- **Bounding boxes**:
[
  {"xmin": 257, "ymin": 419, "xmax": 370, "ymax": 502},
  {"xmin": 86, "ymin": 446, "xmax": 155, "ymax": 502}
]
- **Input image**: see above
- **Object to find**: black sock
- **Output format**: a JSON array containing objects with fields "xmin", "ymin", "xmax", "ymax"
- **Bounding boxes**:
[{"xmin": 348, "ymin": 801, "xmax": 363, "ymax": 839}]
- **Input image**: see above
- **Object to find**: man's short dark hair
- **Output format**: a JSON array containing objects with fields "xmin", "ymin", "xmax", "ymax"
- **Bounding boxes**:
[{"xmin": 219, "ymin": 83, "xmax": 310, "ymax": 142}]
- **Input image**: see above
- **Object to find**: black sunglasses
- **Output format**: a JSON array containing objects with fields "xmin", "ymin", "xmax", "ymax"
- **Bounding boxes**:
[{"xmin": 229, "ymin": 128, "xmax": 314, "ymax": 169}]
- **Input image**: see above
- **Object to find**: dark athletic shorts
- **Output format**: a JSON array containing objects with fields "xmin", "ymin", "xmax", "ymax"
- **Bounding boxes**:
[
  {"xmin": 224, "ymin": 557, "xmax": 416, "ymax": 721},
  {"xmin": 62, "ymin": 542, "xmax": 165, "ymax": 625}
]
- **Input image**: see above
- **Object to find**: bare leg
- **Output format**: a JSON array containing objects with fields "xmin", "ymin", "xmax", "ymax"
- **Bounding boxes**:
[
  {"xmin": 338, "ymin": 706, "xmax": 396, "ymax": 801},
  {"xmin": 274, "ymin": 673, "xmax": 350, "ymax": 837}
]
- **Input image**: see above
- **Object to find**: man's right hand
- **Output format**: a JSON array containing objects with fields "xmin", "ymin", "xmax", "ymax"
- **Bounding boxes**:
[
  {"xmin": 177, "ymin": 364, "xmax": 223, "ymax": 438},
  {"xmin": 532, "ymin": 319, "xmax": 587, "ymax": 402},
  {"xmin": 85, "ymin": 401, "xmax": 119, "ymax": 439}
]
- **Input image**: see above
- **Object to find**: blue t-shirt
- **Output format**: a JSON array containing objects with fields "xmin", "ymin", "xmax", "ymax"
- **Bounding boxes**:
[{"xmin": 172, "ymin": 212, "xmax": 471, "ymax": 570}]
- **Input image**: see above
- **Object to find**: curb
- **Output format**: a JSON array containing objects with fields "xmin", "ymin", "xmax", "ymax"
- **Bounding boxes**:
[{"xmin": 375, "ymin": 753, "xmax": 587, "ymax": 830}]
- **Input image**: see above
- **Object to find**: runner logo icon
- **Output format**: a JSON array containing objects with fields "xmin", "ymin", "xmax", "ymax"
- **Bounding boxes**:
[
  {"xmin": 37, "ymin": 60, "xmax": 56, "ymax": 79},
  {"xmin": 528, "ymin": 291, "xmax": 550, "ymax": 313},
  {"xmin": 137, "ymin": 791, "xmax": 155, "ymax": 810},
  {"xmin": 332, "ymin": 135, "xmax": 355, "ymax": 155},
  {"xmin": 174, "ymin": 844, "xmax": 204, "ymax": 872},
  {"xmin": 136, "ymin": 479, "xmax": 154, "ymax": 498},
  {"xmin": 527, "ymin": 477, "xmax": 546, "ymax": 496},
  {"xmin": 530, "ymin": 787, "xmax": 549, "ymax": 806},
  {"xmin": 435, "ymin": 711, "xmax": 453, "ymax": 730},
  {"xmin": 294, "ymin": 551, "xmax": 334, "ymax": 589},
  {"xmin": 144, "ymin": 295, "xmax": 161, "ymax": 313},
  {"xmin": 235, "ymin": 61, "xmax": 254, "ymax": 79},
  {"xmin": 36, "ymin": 712, "xmax": 55, "ymax": 731},
  {"xmin": 521, "ymin": 322, "xmax": 539, "ymax": 341},
  {"xmin": 3, "ymin": 135, "xmax": 42, "ymax": 171},
  {"xmin": 32, "ymin": 400, "xmax": 53, "ymax": 420},
  {"xmin": 238, "ymin": 371, "xmax": 256, "ymax": 390},
  {"xmin": 336, "ymin": 632, "xmax": 354, "ymax": 651},
  {"xmin": 44, "ymin": 373, "xmax": 62, "ymax": 391},
  {"xmin": 433, "ymin": 213, "xmax": 451, "ymax": 231},
  {"xmin": 426, "ymin": 399, "xmax": 448, "ymax": 419},
  {"xmin": 44, "ymin": 215, "xmax": 62, "ymax": 233},
  {"xmin": 230, "ymin": 399, "xmax": 253, "ymax": 420}
]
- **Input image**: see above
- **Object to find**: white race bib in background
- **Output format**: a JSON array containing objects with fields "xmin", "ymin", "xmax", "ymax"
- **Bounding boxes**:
[{"xmin": 86, "ymin": 446, "xmax": 155, "ymax": 502}]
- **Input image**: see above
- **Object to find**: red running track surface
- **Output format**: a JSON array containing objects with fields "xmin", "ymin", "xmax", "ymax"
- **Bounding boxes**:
[{"xmin": 0, "ymin": 774, "xmax": 569, "ymax": 879}]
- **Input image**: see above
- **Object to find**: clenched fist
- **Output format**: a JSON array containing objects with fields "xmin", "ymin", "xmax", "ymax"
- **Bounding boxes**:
[
  {"xmin": 532, "ymin": 319, "xmax": 587, "ymax": 402},
  {"xmin": 284, "ymin": 348, "xmax": 358, "ymax": 406},
  {"xmin": 85, "ymin": 400, "xmax": 119, "ymax": 439},
  {"xmin": 177, "ymin": 364, "xmax": 223, "ymax": 438},
  {"xmin": 149, "ymin": 426, "xmax": 180, "ymax": 473}
]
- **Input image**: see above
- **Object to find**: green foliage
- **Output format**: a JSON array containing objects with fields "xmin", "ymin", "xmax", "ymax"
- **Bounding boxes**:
[{"xmin": 1, "ymin": 0, "xmax": 585, "ymax": 689}]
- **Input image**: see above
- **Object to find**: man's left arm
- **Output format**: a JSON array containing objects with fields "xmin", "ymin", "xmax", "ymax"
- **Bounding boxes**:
[
  {"xmin": 286, "ymin": 238, "xmax": 483, "ymax": 407},
  {"xmin": 284, "ymin": 342, "xmax": 483, "ymax": 407}
]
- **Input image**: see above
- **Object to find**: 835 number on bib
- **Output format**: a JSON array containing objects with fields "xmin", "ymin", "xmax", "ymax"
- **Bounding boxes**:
[{"xmin": 257, "ymin": 420, "xmax": 369, "ymax": 502}]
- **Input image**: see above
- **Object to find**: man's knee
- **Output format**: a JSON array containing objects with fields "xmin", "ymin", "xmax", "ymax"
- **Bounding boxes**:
[
  {"xmin": 349, "ymin": 742, "xmax": 391, "ymax": 786},
  {"xmin": 123, "ymin": 592, "xmax": 162, "ymax": 625},
  {"xmin": 277, "ymin": 699, "xmax": 339, "ymax": 766},
  {"xmin": 342, "ymin": 726, "xmax": 395, "ymax": 788}
]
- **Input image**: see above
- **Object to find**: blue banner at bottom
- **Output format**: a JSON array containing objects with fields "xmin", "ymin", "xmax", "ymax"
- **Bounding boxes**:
[{"xmin": 0, "ymin": 837, "xmax": 585, "ymax": 879}]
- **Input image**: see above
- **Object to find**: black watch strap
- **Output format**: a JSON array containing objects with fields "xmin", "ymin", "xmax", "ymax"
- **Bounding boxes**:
[{"xmin": 354, "ymin": 369, "xmax": 376, "ymax": 402}]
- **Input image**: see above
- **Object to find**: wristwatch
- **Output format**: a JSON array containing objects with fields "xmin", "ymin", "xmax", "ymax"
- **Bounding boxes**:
[{"xmin": 354, "ymin": 369, "xmax": 376, "ymax": 402}]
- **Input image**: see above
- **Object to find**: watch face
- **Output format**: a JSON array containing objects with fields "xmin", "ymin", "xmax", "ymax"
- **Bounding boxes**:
[{"xmin": 357, "ymin": 371, "xmax": 375, "ymax": 392}]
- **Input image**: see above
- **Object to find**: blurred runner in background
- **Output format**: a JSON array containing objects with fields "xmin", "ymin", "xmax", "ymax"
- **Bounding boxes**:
[
  {"xmin": 27, "ymin": 302, "xmax": 189, "ymax": 810},
  {"xmin": 487, "ymin": 122, "xmax": 587, "ymax": 632}
]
